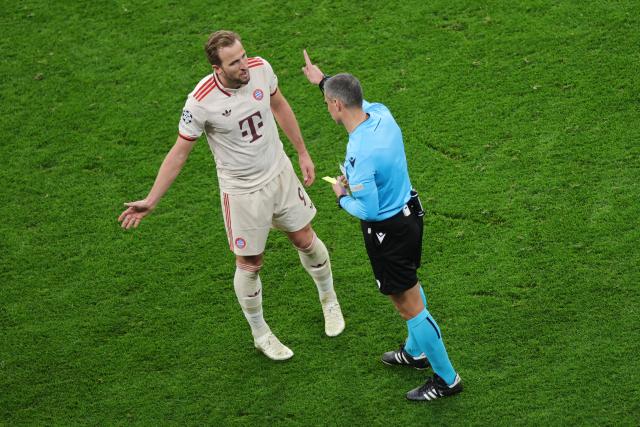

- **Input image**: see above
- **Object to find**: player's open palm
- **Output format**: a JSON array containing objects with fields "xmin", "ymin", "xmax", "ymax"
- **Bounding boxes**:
[{"xmin": 118, "ymin": 200, "xmax": 154, "ymax": 229}]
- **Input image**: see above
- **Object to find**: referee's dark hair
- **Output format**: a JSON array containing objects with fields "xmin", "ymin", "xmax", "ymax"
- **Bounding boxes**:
[{"xmin": 324, "ymin": 73, "xmax": 363, "ymax": 109}]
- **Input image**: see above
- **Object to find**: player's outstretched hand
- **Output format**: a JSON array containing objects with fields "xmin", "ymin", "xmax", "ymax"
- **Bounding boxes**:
[
  {"xmin": 118, "ymin": 199, "xmax": 154, "ymax": 229},
  {"xmin": 298, "ymin": 151, "xmax": 316, "ymax": 187},
  {"xmin": 302, "ymin": 49, "xmax": 325, "ymax": 85}
]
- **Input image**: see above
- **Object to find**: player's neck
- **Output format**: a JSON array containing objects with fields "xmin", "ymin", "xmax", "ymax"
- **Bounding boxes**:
[{"xmin": 344, "ymin": 110, "xmax": 369, "ymax": 134}]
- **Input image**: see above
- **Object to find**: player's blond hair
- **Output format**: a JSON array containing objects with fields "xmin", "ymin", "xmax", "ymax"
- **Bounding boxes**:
[{"xmin": 204, "ymin": 30, "xmax": 241, "ymax": 66}]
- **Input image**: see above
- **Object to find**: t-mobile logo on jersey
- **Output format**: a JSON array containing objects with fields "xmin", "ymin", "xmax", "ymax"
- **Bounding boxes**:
[{"xmin": 238, "ymin": 111, "xmax": 263, "ymax": 143}]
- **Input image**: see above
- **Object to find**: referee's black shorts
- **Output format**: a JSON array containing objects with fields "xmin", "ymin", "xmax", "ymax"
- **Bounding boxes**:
[{"xmin": 360, "ymin": 203, "xmax": 423, "ymax": 295}]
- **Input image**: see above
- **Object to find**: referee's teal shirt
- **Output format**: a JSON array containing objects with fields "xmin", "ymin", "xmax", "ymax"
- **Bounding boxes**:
[{"xmin": 339, "ymin": 100, "xmax": 413, "ymax": 221}]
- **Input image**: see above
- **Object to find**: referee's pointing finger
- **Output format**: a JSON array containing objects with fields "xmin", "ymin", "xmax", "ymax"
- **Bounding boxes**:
[{"xmin": 303, "ymin": 49, "xmax": 312, "ymax": 67}]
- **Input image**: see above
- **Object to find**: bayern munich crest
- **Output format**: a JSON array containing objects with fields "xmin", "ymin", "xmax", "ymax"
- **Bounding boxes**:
[
  {"xmin": 253, "ymin": 89, "xmax": 264, "ymax": 101},
  {"xmin": 235, "ymin": 237, "xmax": 247, "ymax": 249}
]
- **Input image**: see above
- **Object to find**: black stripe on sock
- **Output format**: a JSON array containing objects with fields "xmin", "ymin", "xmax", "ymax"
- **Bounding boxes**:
[{"xmin": 426, "ymin": 316, "xmax": 441, "ymax": 339}]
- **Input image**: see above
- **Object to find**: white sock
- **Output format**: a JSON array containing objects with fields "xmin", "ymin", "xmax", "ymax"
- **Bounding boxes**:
[
  {"xmin": 234, "ymin": 264, "xmax": 270, "ymax": 339},
  {"xmin": 297, "ymin": 234, "xmax": 336, "ymax": 304}
]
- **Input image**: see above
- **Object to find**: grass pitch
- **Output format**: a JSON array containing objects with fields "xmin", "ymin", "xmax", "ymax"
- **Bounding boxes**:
[{"xmin": 1, "ymin": 0, "xmax": 639, "ymax": 425}]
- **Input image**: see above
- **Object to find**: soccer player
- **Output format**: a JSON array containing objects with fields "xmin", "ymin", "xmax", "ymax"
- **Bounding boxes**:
[
  {"xmin": 118, "ymin": 31, "xmax": 345, "ymax": 361},
  {"xmin": 301, "ymin": 51, "xmax": 463, "ymax": 401}
]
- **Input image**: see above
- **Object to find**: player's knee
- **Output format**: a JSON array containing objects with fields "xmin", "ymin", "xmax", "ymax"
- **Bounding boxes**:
[
  {"xmin": 236, "ymin": 255, "xmax": 263, "ymax": 273},
  {"xmin": 290, "ymin": 224, "xmax": 315, "ymax": 251}
]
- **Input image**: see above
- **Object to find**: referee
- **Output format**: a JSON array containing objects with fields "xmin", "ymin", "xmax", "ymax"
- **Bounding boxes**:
[{"xmin": 302, "ymin": 50, "xmax": 463, "ymax": 402}]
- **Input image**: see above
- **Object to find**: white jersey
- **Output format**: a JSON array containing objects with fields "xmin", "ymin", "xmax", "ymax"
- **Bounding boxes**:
[{"xmin": 178, "ymin": 57, "xmax": 288, "ymax": 194}]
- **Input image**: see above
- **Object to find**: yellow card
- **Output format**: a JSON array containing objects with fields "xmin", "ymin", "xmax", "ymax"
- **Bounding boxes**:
[{"xmin": 322, "ymin": 176, "xmax": 337, "ymax": 185}]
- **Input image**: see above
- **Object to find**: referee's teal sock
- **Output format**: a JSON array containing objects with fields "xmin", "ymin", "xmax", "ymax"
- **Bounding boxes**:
[
  {"xmin": 407, "ymin": 308, "xmax": 456, "ymax": 385},
  {"xmin": 404, "ymin": 285, "xmax": 428, "ymax": 357},
  {"xmin": 418, "ymin": 285, "xmax": 428, "ymax": 309}
]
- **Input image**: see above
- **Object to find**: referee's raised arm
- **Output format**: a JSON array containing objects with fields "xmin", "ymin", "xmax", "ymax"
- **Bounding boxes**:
[{"xmin": 301, "ymin": 49, "xmax": 326, "ymax": 86}]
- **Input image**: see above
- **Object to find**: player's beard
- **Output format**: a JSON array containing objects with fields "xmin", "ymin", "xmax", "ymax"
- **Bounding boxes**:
[
  {"xmin": 221, "ymin": 68, "xmax": 250, "ymax": 88},
  {"xmin": 237, "ymin": 70, "xmax": 250, "ymax": 85}
]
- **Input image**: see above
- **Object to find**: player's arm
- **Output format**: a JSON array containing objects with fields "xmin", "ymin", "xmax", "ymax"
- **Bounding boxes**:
[
  {"xmin": 270, "ymin": 89, "xmax": 315, "ymax": 186},
  {"xmin": 118, "ymin": 135, "xmax": 197, "ymax": 229}
]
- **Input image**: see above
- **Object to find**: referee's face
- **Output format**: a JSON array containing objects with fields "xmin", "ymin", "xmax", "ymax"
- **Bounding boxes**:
[
  {"xmin": 324, "ymin": 94, "xmax": 342, "ymax": 125},
  {"xmin": 215, "ymin": 40, "xmax": 250, "ymax": 88}
]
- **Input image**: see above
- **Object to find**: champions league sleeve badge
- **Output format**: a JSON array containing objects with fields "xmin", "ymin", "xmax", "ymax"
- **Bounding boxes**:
[{"xmin": 182, "ymin": 109, "xmax": 193, "ymax": 124}]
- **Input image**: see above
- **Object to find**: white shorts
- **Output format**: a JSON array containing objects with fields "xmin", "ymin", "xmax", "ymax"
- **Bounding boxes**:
[{"xmin": 221, "ymin": 162, "xmax": 317, "ymax": 256}]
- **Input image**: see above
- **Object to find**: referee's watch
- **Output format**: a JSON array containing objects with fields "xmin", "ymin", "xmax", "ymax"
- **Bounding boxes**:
[
  {"xmin": 319, "ymin": 75, "xmax": 331, "ymax": 94},
  {"xmin": 336, "ymin": 194, "xmax": 347, "ymax": 209}
]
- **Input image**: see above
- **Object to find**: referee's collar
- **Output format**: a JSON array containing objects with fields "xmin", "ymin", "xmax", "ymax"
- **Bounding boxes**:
[{"xmin": 349, "ymin": 113, "xmax": 371, "ymax": 135}]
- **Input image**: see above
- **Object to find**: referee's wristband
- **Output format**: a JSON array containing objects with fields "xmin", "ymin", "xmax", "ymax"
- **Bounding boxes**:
[
  {"xmin": 336, "ymin": 194, "xmax": 347, "ymax": 209},
  {"xmin": 319, "ymin": 75, "xmax": 331, "ymax": 94}
]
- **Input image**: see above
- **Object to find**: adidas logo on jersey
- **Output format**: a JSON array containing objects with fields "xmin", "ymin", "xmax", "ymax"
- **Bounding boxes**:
[{"xmin": 222, "ymin": 109, "xmax": 231, "ymax": 117}]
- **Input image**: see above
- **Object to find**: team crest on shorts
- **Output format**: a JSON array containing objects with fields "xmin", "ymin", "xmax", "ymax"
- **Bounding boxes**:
[
  {"xmin": 235, "ymin": 237, "xmax": 247, "ymax": 249},
  {"xmin": 253, "ymin": 89, "xmax": 264, "ymax": 101}
]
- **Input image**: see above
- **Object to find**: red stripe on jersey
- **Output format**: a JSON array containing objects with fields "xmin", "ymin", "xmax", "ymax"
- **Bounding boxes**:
[
  {"xmin": 248, "ymin": 63, "xmax": 264, "ymax": 69},
  {"xmin": 178, "ymin": 132, "xmax": 198, "ymax": 141},
  {"xmin": 224, "ymin": 193, "xmax": 234, "ymax": 251},
  {"xmin": 248, "ymin": 57, "xmax": 264, "ymax": 67},
  {"xmin": 214, "ymin": 73, "xmax": 232, "ymax": 97},
  {"xmin": 196, "ymin": 81, "xmax": 217, "ymax": 101},
  {"xmin": 194, "ymin": 77, "xmax": 215, "ymax": 99}
]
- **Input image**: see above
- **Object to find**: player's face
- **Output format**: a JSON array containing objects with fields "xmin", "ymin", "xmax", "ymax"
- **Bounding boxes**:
[
  {"xmin": 215, "ymin": 40, "xmax": 250, "ymax": 88},
  {"xmin": 324, "ymin": 94, "xmax": 342, "ymax": 124}
]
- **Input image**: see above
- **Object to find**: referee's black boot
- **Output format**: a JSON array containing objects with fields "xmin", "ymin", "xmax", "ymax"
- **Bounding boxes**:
[
  {"xmin": 406, "ymin": 373, "xmax": 463, "ymax": 402},
  {"xmin": 381, "ymin": 344, "xmax": 430, "ymax": 370}
]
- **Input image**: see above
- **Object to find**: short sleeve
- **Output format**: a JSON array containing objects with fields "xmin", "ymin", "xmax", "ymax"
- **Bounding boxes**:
[
  {"xmin": 262, "ymin": 58, "xmax": 278, "ymax": 96},
  {"xmin": 178, "ymin": 97, "xmax": 205, "ymax": 141}
]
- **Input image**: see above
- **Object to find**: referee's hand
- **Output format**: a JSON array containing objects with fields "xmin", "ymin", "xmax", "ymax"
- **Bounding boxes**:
[
  {"xmin": 332, "ymin": 176, "xmax": 348, "ymax": 197},
  {"xmin": 302, "ymin": 49, "xmax": 324, "ymax": 85}
]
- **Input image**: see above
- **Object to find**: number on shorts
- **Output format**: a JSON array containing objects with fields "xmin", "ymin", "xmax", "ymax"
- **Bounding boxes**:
[{"xmin": 298, "ymin": 187, "xmax": 306, "ymax": 206}]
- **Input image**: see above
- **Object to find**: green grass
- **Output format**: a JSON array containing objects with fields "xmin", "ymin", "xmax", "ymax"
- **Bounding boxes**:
[{"xmin": 2, "ymin": 0, "xmax": 639, "ymax": 425}]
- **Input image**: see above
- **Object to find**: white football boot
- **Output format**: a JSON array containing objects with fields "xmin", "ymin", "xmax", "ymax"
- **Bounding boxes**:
[
  {"xmin": 254, "ymin": 331, "xmax": 294, "ymax": 361},
  {"xmin": 322, "ymin": 300, "xmax": 345, "ymax": 337}
]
